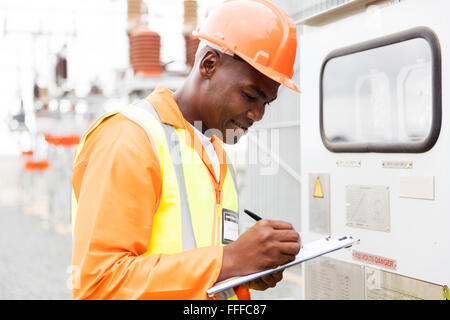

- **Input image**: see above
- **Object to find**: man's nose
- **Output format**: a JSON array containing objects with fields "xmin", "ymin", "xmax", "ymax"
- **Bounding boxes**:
[{"xmin": 246, "ymin": 104, "xmax": 265, "ymax": 122}]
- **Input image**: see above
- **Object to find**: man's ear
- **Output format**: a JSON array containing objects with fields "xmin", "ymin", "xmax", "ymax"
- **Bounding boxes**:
[{"xmin": 199, "ymin": 50, "xmax": 220, "ymax": 79}]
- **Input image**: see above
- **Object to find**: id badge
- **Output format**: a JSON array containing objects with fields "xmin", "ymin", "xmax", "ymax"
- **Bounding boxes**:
[{"xmin": 222, "ymin": 208, "xmax": 239, "ymax": 244}]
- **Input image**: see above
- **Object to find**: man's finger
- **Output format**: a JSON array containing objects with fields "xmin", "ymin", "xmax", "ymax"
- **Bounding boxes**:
[
  {"xmin": 265, "ymin": 220, "xmax": 294, "ymax": 230},
  {"xmin": 274, "ymin": 229, "xmax": 300, "ymax": 242},
  {"xmin": 261, "ymin": 272, "xmax": 283, "ymax": 288},
  {"xmin": 277, "ymin": 241, "xmax": 301, "ymax": 256}
]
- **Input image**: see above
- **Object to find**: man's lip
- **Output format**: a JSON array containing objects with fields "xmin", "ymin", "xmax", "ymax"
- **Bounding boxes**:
[{"xmin": 230, "ymin": 119, "xmax": 249, "ymax": 130}]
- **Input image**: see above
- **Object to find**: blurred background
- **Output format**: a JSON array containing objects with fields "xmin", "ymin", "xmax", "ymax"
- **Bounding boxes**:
[{"xmin": 0, "ymin": 0, "xmax": 349, "ymax": 300}]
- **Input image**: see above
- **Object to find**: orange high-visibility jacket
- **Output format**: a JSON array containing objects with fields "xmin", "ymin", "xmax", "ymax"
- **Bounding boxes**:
[{"xmin": 71, "ymin": 86, "xmax": 250, "ymax": 300}]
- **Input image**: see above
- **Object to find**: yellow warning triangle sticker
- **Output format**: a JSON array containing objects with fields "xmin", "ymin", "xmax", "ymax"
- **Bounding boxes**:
[{"xmin": 313, "ymin": 177, "xmax": 324, "ymax": 198}]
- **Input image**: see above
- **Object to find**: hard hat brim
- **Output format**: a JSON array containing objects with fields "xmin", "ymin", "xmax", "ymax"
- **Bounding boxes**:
[
  {"xmin": 193, "ymin": 31, "xmax": 301, "ymax": 94},
  {"xmin": 239, "ymin": 51, "xmax": 301, "ymax": 93}
]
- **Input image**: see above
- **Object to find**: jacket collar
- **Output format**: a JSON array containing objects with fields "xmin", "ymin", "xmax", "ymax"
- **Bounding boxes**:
[{"xmin": 146, "ymin": 85, "xmax": 186, "ymax": 129}]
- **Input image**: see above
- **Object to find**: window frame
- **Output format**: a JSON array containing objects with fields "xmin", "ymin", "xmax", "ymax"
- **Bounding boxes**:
[{"xmin": 319, "ymin": 26, "xmax": 442, "ymax": 153}]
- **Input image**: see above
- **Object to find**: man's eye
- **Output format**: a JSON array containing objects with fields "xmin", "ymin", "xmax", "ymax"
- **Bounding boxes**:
[{"xmin": 242, "ymin": 92, "xmax": 257, "ymax": 101}]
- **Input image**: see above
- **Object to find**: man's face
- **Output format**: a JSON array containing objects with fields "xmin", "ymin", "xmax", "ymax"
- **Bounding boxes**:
[{"xmin": 200, "ymin": 52, "xmax": 280, "ymax": 144}]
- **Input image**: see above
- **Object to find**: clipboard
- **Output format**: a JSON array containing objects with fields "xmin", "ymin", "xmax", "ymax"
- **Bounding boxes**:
[{"xmin": 206, "ymin": 236, "xmax": 359, "ymax": 297}]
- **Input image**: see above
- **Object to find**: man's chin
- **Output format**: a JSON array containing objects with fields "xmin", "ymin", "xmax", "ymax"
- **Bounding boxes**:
[
  {"xmin": 223, "ymin": 137, "xmax": 240, "ymax": 145},
  {"xmin": 224, "ymin": 128, "xmax": 246, "ymax": 145}
]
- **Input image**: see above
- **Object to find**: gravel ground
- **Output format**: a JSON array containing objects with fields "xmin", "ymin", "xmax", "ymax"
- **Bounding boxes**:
[
  {"xmin": 0, "ymin": 205, "xmax": 72, "ymax": 300},
  {"xmin": 0, "ymin": 155, "xmax": 72, "ymax": 300}
]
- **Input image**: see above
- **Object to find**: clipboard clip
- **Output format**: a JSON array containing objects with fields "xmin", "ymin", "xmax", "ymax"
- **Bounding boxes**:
[
  {"xmin": 344, "ymin": 236, "xmax": 360, "ymax": 248},
  {"xmin": 327, "ymin": 235, "xmax": 360, "ymax": 248}
]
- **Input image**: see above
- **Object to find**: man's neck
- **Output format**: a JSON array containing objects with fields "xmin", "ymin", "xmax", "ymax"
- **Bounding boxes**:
[{"xmin": 173, "ymin": 79, "xmax": 201, "ymax": 130}]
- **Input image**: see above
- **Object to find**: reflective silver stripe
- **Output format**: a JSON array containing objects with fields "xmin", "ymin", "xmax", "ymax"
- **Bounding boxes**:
[
  {"xmin": 225, "ymin": 153, "xmax": 238, "ymax": 190},
  {"xmin": 216, "ymin": 288, "xmax": 237, "ymax": 300},
  {"xmin": 133, "ymin": 99, "xmax": 161, "ymax": 121},
  {"xmin": 133, "ymin": 99, "xmax": 197, "ymax": 251},
  {"xmin": 225, "ymin": 152, "xmax": 239, "ymax": 213},
  {"xmin": 162, "ymin": 124, "xmax": 197, "ymax": 251}
]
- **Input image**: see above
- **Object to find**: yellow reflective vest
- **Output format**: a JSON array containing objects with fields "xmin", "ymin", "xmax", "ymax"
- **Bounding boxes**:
[{"xmin": 72, "ymin": 94, "xmax": 248, "ymax": 300}]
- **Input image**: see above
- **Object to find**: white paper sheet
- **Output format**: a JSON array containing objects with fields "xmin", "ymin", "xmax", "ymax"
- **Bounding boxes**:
[{"xmin": 207, "ymin": 236, "xmax": 359, "ymax": 297}]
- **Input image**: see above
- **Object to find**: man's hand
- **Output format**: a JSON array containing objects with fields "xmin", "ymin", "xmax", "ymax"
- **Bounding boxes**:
[
  {"xmin": 218, "ymin": 219, "xmax": 301, "ymax": 284},
  {"xmin": 241, "ymin": 271, "xmax": 284, "ymax": 291}
]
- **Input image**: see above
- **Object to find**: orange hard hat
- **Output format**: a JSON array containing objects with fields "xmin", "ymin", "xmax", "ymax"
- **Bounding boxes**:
[{"xmin": 193, "ymin": 0, "xmax": 300, "ymax": 93}]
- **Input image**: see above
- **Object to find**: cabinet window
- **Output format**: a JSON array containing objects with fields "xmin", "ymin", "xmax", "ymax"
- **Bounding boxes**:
[{"xmin": 320, "ymin": 27, "xmax": 441, "ymax": 153}]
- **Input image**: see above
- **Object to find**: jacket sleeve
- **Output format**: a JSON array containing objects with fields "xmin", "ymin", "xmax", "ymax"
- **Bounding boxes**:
[{"xmin": 71, "ymin": 114, "xmax": 223, "ymax": 300}]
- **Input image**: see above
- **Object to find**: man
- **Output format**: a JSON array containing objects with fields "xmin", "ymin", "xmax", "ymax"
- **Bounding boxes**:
[{"xmin": 71, "ymin": 0, "xmax": 301, "ymax": 300}]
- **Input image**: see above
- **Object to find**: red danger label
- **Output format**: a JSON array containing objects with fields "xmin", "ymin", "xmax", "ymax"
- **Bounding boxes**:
[{"xmin": 352, "ymin": 250, "xmax": 397, "ymax": 270}]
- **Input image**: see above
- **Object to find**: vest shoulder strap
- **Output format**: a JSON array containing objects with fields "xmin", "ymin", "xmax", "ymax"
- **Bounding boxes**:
[{"xmin": 128, "ymin": 99, "xmax": 197, "ymax": 252}]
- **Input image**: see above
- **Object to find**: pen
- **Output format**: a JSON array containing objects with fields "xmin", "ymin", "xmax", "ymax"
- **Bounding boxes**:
[
  {"xmin": 243, "ymin": 209, "xmax": 262, "ymax": 221},
  {"xmin": 245, "ymin": 209, "xmax": 303, "ymax": 249}
]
